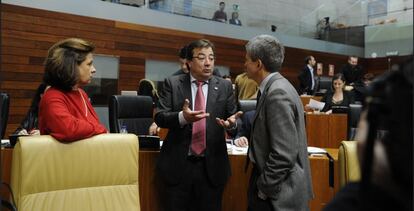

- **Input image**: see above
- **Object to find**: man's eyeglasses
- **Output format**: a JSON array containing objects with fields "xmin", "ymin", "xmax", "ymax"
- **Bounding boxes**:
[{"xmin": 192, "ymin": 54, "xmax": 215, "ymax": 61}]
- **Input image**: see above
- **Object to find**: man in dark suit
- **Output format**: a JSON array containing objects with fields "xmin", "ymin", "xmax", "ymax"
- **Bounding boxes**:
[
  {"xmin": 155, "ymin": 39, "xmax": 242, "ymax": 211},
  {"xmin": 341, "ymin": 56, "xmax": 364, "ymax": 86},
  {"xmin": 298, "ymin": 55, "xmax": 317, "ymax": 95},
  {"xmin": 244, "ymin": 35, "xmax": 313, "ymax": 211},
  {"xmin": 341, "ymin": 56, "xmax": 365, "ymax": 102}
]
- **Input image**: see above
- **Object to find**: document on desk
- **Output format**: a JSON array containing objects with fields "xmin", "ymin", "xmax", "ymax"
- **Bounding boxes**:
[
  {"xmin": 226, "ymin": 143, "xmax": 248, "ymax": 155},
  {"xmin": 307, "ymin": 99, "xmax": 325, "ymax": 110},
  {"xmin": 307, "ymin": 146, "xmax": 327, "ymax": 155}
]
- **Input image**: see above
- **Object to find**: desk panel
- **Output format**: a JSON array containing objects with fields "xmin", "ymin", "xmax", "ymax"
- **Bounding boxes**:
[
  {"xmin": 306, "ymin": 114, "xmax": 347, "ymax": 148},
  {"xmin": 2, "ymin": 148, "xmax": 338, "ymax": 211}
]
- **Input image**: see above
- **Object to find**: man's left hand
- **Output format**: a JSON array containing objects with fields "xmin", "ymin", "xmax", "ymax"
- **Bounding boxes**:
[{"xmin": 215, "ymin": 111, "xmax": 243, "ymax": 130}]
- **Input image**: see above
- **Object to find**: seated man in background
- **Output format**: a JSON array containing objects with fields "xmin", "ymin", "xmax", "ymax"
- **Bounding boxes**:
[
  {"xmin": 324, "ymin": 59, "xmax": 412, "ymax": 211},
  {"xmin": 39, "ymin": 38, "xmax": 107, "ymax": 142}
]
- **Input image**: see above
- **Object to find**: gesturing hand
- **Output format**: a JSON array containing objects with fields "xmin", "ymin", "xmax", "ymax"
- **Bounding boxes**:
[
  {"xmin": 234, "ymin": 136, "xmax": 249, "ymax": 147},
  {"xmin": 182, "ymin": 99, "xmax": 210, "ymax": 123},
  {"xmin": 216, "ymin": 111, "xmax": 243, "ymax": 129}
]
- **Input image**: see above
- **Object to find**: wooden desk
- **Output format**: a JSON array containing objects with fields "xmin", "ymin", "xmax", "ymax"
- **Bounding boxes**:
[
  {"xmin": 306, "ymin": 113, "xmax": 348, "ymax": 148},
  {"xmin": 2, "ymin": 148, "xmax": 338, "ymax": 211}
]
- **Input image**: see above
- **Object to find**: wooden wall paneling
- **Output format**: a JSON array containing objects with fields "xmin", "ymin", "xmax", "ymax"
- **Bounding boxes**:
[{"xmin": 2, "ymin": 3, "xmax": 407, "ymax": 138}]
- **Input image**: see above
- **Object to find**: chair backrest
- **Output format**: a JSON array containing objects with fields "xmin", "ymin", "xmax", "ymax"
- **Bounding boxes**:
[
  {"xmin": 238, "ymin": 100, "xmax": 256, "ymax": 113},
  {"xmin": 109, "ymin": 95, "xmax": 153, "ymax": 135},
  {"xmin": 339, "ymin": 140, "xmax": 361, "ymax": 187},
  {"xmin": 11, "ymin": 134, "xmax": 140, "ymax": 211},
  {"xmin": 0, "ymin": 93, "xmax": 10, "ymax": 139},
  {"xmin": 315, "ymin": 76, "xmax": 332, "ymax": 96},
  {"xmin": 348, "ymin": 104, "xmax": 363, "ymax": 140}
]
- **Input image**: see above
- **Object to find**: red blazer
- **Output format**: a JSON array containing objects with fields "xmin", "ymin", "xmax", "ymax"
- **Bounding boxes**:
[{"xmin": 39, "ymin": 87, "xmax": 107, "ymax": 142}]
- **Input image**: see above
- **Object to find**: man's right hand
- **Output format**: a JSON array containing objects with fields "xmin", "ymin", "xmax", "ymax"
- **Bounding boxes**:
[
  {"xmin": 234, "ymin": 136, "xmax": 249, "ymax": 147},
  {"xmin": 182, "ymin": 99, "xmax": 209, "ymax": 123}
]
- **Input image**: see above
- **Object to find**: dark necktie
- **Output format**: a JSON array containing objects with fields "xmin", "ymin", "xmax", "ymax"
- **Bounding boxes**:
[
  {"xmin": 191, "ymin": 81, "xmax": 206, "ymax": 155},
  {"xmin": 256, "ymin": 90, "xmax": 262, "ymax": 108}
]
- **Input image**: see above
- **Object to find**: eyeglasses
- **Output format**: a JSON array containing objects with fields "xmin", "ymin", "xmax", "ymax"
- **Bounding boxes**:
[{"xmin": 192, "ymin": 54, "xmax": 215, "ymax": 61}]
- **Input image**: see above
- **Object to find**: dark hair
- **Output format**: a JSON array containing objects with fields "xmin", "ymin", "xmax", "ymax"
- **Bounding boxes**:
[
  {"xmin": 185, "ymin": 39, "xmax": 215, "ymax": 61},
  {"xmin": 363, "ymin": 73, "xmax": 374, "ymax": 81},
  {"xmin": 348, "ymin": 55, "xmax": 358, "ymax": 60},
  {"xmin": 231, "ymin": 11, "xmax": 238, "ymax": 19},
  {"xmin": 138, "ymin": 79, "xmax": 159, "ymax": 106},
  {"xmin": 178, "ymin": 45, "xmax": 188, "ymax": 59},
  {"xmin": 331, "ymin": 73, "xmax": 346, "ymax": 91},
  {"xmin": 219, "ymin": 2, "xmax": 225, "ymax": 6},
  {"xmin": 15, "ymin": 83, "xmax": 48, "ymax": 133},
  {"xmin": 360, "ymin": 59, "xmax": 413, "ymax": 210},
  {"xmin": 304, "ymin": 56, "xmax": 313, "ymax": 64},
  {"xmin": 43, "ymin": 38, "xmax": 95, "ymax": 92}
]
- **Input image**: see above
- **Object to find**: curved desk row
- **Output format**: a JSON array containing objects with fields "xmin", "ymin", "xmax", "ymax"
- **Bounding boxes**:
[{"xmin": 1, "ymin": 148, "xmax": 339, "ymax": 211}]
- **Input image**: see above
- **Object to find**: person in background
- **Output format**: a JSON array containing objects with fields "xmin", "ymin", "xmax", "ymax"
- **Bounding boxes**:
[
  {"xmin": 137, "ymin": 78, "xmax": 161, "ymax": 136},
  {"xmin": 298, "ymin": 55, "xmax": 317, "ymax": 95},
  {"xmin": 39, "ymin": 38, "xmax": 107, "ymax": 142},
  {"xmin": 321, "ymin": 73, "xmax": 354, "ymax": 113},
  {"xmin": 155, "ymin": 39, "xmax": 242, "ymax": 211},
  {"xmin": 363, "ymin": 73, "xmax": 374, "ymax": 86},
  {"xmin": 341, "ymin": 56, "xmax": 364, "ymax": 86},
  {"xmin": 229, "ymin": 12, "xmax": 242, "ymax": 26},
  {"xmin": 341, "ymin": 56, "xmax": 365, "ymax": 102},
  {"xmin": 233, "ymin": 110, "xmax": 255, "ymax": 147},
  {"xmin": 244, "ymin": 35, "xmax": 313, "ymax": 211},
  {"xmin": 172, "ymin": 45, "xmax": 190, "ymax": 76},
  {"xmin": 222, "ymin": 75, "xmax": 232, "ymax": 83},
  {"xmin": 324, "ymin": 59, "xmax": 412, "ymax": 211},
  {"xmin": 234, "ymin": 72, "xmax": 258, "ymax": 101},
  {"xmin": 212, "ymin": 2, "xmax": 227, "ymax": 23},
  {"xmin": 138, "ymin": 78, "xmax": 159, "ymax": 106},
  {"xmin": 13, "ymin": 83, "xmax": 49, "ymax": 136}
]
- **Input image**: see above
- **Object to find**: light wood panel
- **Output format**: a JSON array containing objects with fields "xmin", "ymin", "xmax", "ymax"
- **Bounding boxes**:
[
  {"xmin": 306, "ymin": 114, "xmax": 348, "ymax": 148},
  {"xmin": 1, "ymin": 148, "xmax": 339, "ymax": 211}
]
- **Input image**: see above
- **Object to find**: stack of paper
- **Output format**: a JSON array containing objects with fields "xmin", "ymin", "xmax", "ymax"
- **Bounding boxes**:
[
  {"xmin": 307, "ymin": 99, "xmax": 325, "ymax": 111},
  {"xmin": 307, "ymin": 146, "xmax": 327, "ymax": 154}
]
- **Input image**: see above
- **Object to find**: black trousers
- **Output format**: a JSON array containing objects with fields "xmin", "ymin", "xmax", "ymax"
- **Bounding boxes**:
[
  {"xmin": 247, "ymin": 166, "xmax": 274, "ymax": 211},
  {"xmin": 162, "ymin": 156, "xmax": 224, "ymax": 211}
]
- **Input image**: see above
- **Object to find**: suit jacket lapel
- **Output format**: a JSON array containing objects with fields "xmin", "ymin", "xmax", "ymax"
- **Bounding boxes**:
[{"xmin": 178, "ymin": 74, "xmax": 192, "ymax": 109}]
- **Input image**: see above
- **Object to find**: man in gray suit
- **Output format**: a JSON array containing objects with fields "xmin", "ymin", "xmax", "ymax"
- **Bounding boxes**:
[{"xmin": 244, "ymin": 35, "xmax": 313, "ymax": 211}]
